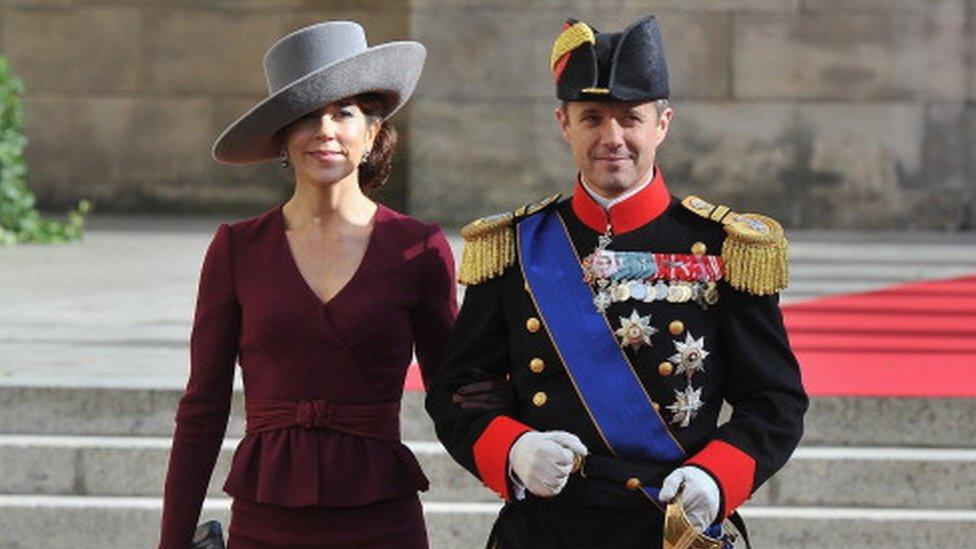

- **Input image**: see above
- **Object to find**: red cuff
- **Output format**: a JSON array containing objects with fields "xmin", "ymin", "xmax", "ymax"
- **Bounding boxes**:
[
  {"xmin": 473, "ymin": 416, "xmax": 532, "ymax": 500},
  {"xmin": 685, "ymin": 440, "xmax": 756, "ymax": 518}
]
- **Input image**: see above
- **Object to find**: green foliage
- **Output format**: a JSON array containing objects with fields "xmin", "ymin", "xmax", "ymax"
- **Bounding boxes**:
[{"xmin": 0, "ymin": 56, "xmax": 90, "ymax": 245}]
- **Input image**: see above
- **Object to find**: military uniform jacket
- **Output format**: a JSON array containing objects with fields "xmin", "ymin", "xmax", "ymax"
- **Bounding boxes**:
[{"xmin": 426, "ymin": 170, "xmax": 808, "ymax": 523}]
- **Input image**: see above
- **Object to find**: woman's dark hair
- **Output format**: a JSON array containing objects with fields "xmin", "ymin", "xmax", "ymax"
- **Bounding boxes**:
[
  {"xmin": 354, "ymin": 92, "xmax": 398, "ymax": 191},
  {"xmin": 276, "ymin": 92, "xmax": 399, "ymax": 190}
]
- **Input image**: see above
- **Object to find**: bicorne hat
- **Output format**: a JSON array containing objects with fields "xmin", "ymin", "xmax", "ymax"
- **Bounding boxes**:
[
  {"xmin": 213, "ymin": 21, "xmax": 426, "ymax": 164},
  {"xmin": 550, "ymin": 15, "xmax": 668, "ymax": 102}
]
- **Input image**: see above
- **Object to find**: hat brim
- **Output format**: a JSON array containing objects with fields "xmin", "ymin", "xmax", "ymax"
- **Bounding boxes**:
[{"xmin": 213, "ymin": 41, "xmax": 426, "ymax": 164}]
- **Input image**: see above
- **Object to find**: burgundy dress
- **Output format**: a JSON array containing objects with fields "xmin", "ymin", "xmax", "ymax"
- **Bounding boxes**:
[{"xmin": 159, "ymin": 204, "xmax": 457, "ymax": 548}]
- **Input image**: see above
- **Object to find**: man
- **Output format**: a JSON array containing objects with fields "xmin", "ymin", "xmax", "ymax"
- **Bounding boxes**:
[{"xmin": 427, "ymin": 15, "xmax": 807, "ymax": 548}]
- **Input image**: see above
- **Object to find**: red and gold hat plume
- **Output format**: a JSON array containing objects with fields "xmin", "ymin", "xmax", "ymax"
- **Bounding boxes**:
[{"xmin": 550, "ymin": 19, "xmax": 596, "ymax": 83}]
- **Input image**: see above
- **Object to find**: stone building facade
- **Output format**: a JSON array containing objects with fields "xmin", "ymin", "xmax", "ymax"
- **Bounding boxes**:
[{"xmin": 2, "ymin": 0, "xmax": 973, "ymax": 230}]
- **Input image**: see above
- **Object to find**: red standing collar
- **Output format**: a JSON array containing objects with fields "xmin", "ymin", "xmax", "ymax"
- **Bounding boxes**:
[{"xmin": 571, "ymin": 168, "xmax": 672, "ymax": 234}]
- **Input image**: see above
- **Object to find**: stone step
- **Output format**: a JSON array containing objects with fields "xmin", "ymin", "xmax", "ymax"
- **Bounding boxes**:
[
  {"xmin": 3, "ymin": 435, "xmax": 975, "ymax": 510},
  {"xmin": 782, "ymin": 281, "xmax": 916, "ymax": 302},
  {"xmin": 0, "ymin": 495, "xmax": 974, "ymax": 549},
  {"xmin": 786, "ymin": 262, "xmax": 976, "ymax": 280},
  {"xmin": 0, "ymin": 436, "xmax": 485, "ymax": 504},
  {"xmin": 0, "ymin": 385, "xmax": 435, "ymax": 442},
  {"xmin": 786, "ymin": 239, "xmax": 976, "ymax": 262},
  {"xmin": 801, "ymin": 396, "xmax": 976, "ymax": 447},
  {"xmin": 2, "ymin": 386, "xmax": 974, "ymax": 448}
]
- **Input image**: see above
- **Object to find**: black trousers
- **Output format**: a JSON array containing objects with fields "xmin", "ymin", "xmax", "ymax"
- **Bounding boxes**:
[{"xmin": 488, "ymin": 498, "xmax": 664, "ymax": 549}]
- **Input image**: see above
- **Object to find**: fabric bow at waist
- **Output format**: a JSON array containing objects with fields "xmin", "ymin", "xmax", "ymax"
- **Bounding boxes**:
[{"xmin": 245, "ymin": 399, "xmax": 401, "ymax": 441}]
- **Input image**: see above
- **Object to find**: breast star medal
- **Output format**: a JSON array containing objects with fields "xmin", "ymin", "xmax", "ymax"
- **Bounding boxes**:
[
  {"xmin": 615, "ymin": 309, "xmax": 658, "ymax": 352},
  {"xmin": 668, "ymin": 332, "xmax": 709, "ymax": 379},
  {"xmin": 667, "ymin": 384, "xmax": 703, "ymax": 428}
]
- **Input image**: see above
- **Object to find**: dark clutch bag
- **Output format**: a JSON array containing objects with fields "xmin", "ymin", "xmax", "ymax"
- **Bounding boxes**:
[{"xmin": 192, "ymin": 520, "xmax": 225, "ymax": 549}]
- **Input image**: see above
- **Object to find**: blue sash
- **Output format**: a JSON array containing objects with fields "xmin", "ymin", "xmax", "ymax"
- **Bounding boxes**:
[{"xmin": 517, "ymin": 209, "xmax": 685, "ymax": 503}]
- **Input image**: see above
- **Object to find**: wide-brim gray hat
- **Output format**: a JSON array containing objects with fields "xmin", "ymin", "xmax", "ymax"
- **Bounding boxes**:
[{"xmin": 213, "ymin": 21, "xmax": 426, "ymax": 164}]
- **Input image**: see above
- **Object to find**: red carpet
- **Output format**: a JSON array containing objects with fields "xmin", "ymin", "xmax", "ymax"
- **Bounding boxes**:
[
  {"xmin": 781, "ymin": 274, "xmax": 976, "ymax": 398},
  {"xmin": 404, "ymin": 274, "xmax": 976, "ymax": 398}
]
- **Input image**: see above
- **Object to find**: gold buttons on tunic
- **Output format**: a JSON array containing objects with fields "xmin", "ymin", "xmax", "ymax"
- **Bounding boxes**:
[
  {"xmin": 658, "ymin": 361, "xmax": 674, "ymax": 377},
  {"xmin": 691, "ymin": 241, "xmax": 707, "ymax": 256},
  {"xmin": 625, "ymin": 477, "xmax": 642, "ymax": 491},
  {"xmin": 529, "ymin": 358, "xmax": 545, "ymax": 373},
  {"xmin": 526, "ymin": 317, "xmax": 541, "ymax": 333},
  {"xmin": 524, "ymin": 281, "xmax": 531, "ymax": 292},
  {"xmin": 669, "ymin": 320, "xmax": 685, "ymax": 335},
  {"xmin": 532, "ymin": 391, "xmax": 548, "ymax": 407},
  {"xmin": 652, "ymin": 401, "xmax": 661, "ymax": 412}
]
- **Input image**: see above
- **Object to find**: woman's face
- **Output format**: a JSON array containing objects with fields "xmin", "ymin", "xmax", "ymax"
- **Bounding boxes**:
[{"xmin": 283, "ymin": 99, "xmax": 379, "ymax": 186}]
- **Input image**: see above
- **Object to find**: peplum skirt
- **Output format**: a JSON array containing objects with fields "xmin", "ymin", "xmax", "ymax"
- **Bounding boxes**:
[
  {"xmin": 228, "ymin": 494, "xmax": 428, "ymax": 549},
  {"xmin": 226, "ymin": 398, "xmax": 428, "ymax": 547}
]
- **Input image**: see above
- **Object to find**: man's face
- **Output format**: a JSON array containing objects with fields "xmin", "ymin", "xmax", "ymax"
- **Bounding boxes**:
[{"xmin": 555, "ymin": 100, "xmax": 672, "ymax": 198}]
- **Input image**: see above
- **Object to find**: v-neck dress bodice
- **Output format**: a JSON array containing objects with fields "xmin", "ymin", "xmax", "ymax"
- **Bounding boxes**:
[
  {"xmin": 279, "ymin": 203, "xmax": 379, "ymax": 310},
  {"xmin": 160, "ymin": 204, "xmax": 457, "ymax": 546}
]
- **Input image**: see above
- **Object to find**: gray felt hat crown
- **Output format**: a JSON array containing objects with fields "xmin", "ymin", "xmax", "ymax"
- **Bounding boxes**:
[{"xmin": 213, "ymin": 21, "xmax": 426, "ymax": 164}]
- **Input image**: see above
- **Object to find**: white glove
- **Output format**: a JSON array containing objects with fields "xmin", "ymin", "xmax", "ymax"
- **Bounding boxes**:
[
  {"xmin": 508, "ymin": 430, "xmax": 588, "ymax": 497},
  {"xmin": 659, "ymin": 466, "xmax": 720, "ymax": 531}
]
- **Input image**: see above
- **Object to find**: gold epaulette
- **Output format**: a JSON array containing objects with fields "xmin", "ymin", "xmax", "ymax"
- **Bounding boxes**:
[
  {"xmin": 458, "ymin": 193, "xmax": 561, "ymax": 286},
  {"xmin": 682, "ymin": 195, "xmax": 788, "ymax": 296}
]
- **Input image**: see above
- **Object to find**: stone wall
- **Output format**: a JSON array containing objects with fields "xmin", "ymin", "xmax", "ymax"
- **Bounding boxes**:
[
  {"xmin": 0, "ymin": 0, "xmax": 411, "ymax": 215},
  {"xmin": 1, "ymin": 1, "xmax": 973, "ymax": 229},
  {"xmin": 410, "ymin": 0, "xmax": 975, "ymax": 230}
]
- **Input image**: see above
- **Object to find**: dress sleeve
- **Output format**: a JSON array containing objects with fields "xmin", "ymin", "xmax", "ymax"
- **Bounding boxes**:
[
  {"xmin": 159, "ymin": 224, "xmax": 241, "ymax": 548},
  {"xmin": 685, "ymin": 286, "xmax": 808, "ymax": 520},
  {"xmin": 410, "ymin": 224, "xmax": 458, "ymax": 389}
]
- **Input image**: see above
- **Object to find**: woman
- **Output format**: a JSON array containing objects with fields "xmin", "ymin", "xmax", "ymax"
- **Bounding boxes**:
[{"xmin": 158, "ymin": 22, "xmax": 456, "ymax": 548}]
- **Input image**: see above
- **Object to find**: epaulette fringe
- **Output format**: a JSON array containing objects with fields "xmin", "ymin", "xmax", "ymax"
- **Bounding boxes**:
[
  {"xmin": 457, "ymin": 193, "xmax": 561, "ymax": 286},
  {"xmin": 458, "ymin": 212, "xmax": 515, "ymax": 286},
  {"xmin": 682, "ymin": 196, "xmax": 789, "ymax": 296}
]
